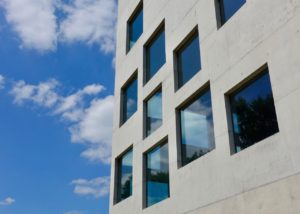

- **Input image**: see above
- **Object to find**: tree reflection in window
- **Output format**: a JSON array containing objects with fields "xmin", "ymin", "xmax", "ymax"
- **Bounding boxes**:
[
  {"xmin": 230, "ymin": 70, "xmax": 279, "ymax": 153},
  {"xmin": 146, "ymin": 142, "xmax": 169, "ymax": 207}
]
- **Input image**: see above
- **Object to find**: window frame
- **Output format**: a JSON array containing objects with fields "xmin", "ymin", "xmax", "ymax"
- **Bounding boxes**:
[
  {"xmin": 126, "ymin": 1, "xmax": 143, "ymax": 53},
  {"xmin": 225, "ymin": 64, "xmax": 279, "ymax": 155},
  {"xmin": 114, "ymin": 146, "xmax": 134, "ymax": 205}
]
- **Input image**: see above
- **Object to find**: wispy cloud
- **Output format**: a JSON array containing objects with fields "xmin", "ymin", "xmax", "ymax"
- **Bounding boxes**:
[
  {"xmin": 10, "ymin": 79, "xmax": 113, "ymax": 163},
  {"xmin": 63, "ymin": 211, "xmax": 85, "ymax": 214},
  {"xmin": 0, "ymin": 0, "xmax": 57, "ymax": 52},
  {"xmin": 0, "ymin": 197, "xmax": 15, "ymax": 206},
  {"xmin": 0, "ymin": 0, "xmax": 117, "ymax": 54},
  {"xmin": 71, "ymin": 176, "xmax": 110, "ymax": 198},
  {"xmin": 0, "ymin": 74, "xmax": 5, "ymax": 89}
]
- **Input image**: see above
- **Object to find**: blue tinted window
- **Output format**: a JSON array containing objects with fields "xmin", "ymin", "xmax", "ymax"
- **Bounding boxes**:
[
  {"xmin": 230, "ymin": 70, "xmax": 279, "ymax": 153},
  {"xmin": 128, "ymin": 5, "xmax": 143, "ymax": 51},
  {"xmin": 220, "ymin": 0, "xmax": 246, "ymax": 24},
  {"xmin": 146, "ymin": 142, "xmax": 169, "ymax": 207},
  {"xmin": 116, "ymin": 149, "xmax": 133, "ymax": 203},
  {"xmin": 177, "ymin": 32, "xmax": 201, "ymax": 88},
  {"xmin": 146, "ymin": 89, "xmax": 162, "ymax": 137},
  {"xmin": 179, "ymin": 89, "xmax": 215, "ymax": 166},
  {"xmin": 146, "ymin": 28, "xmax": 166, "ymax": 82},
  {"xmin": 122, "ymin": 77, "xmax": 138, "ymax": 124}
]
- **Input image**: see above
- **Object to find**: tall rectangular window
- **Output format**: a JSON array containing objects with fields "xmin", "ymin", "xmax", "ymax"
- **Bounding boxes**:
[
  {"xmin": 176, "ymin": 30, "xmax": 201, "ymax": 89},
  {"xmin": 219, "ymin": 0, "xmax": 246, "ymax": 25},
  {"xmin": 145, "ymin": 25, "xmax": 166, "ymax": 82},
  {"xmin": 121, "ymin": 75, "xmax": 138, "ymax": 124},
  {"xmin": 145, "ymin": 142, "xmax": 169, "ymax": 207},
  {"xmin": 145, "ymin": 89, "xmax": 162, "ymax": 137},
  {"xmin": 116, "ymin": 149, "xmax": 133, "ymax": 203},
  {"xmin": 179, "ymin": 88, "xmax": 215, "ymax": 166},
  {"xmin": 127, "ymin": 3, "xmax": 143, "ymax": 51},
  {"xmin": 229, "ymin": 68, "xmax": 279, "ymax": 153}
]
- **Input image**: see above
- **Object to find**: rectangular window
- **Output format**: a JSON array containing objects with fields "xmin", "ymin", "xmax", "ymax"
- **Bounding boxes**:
[
  {"xmin": 145, "ymin": 25, "xmax": 166, "ymax": 82},
  {"xmin": 121, "ymin": 75, "xmax": 138, "ymax": 124},
  {"xmin": 127, "ymin": 3, "xmax": 143, "ymax": 51},
  {"xmin": 145, "ymin": 142, "xmax": 169, "ymax": 207},
  {"xmin": 218, "ymin": 0, "xmax": 246, "ymax": 25},
  {"xmin": 116, "ymin": 148, "xmax": 133, "ymax": 203},
  {"xmin": 145, "ymin": 88, "xmax": 162, "ymax": 137},
  {"xmin": 229, "ymin": 68, "xmax": 279, "ymax": 153},
  {"xmin": 178, "ymin": 88, "xmax": 215, "ymax": 166},
  {"xmin": 175, "ymin": 29, "xmax": 201, "ymax": 89}
]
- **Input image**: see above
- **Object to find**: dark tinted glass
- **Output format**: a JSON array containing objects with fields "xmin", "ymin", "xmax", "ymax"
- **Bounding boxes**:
[
  {"xmin": 128, "ymin": 6, "xmax": 143, "ymax": 50},
  {"xmin": 116, "ymin": 149, "xmax": 133, "ymax": 203},
  {"xmin": 179, "ymin": 89, "xmax": 215, "ymax": 166},
  {"xmin": 146, "ymin": 90, "xmax": 162, "ymax": 137},
  {"xmin": 122, "ymin": 77, "xmax": 138, "ymax": 123},
  {"xmin": 229, "ymin": 70, "xmax": 279, "ymax": 153},
  {"xmin": 220, "ymin": 0, "xmax": 246, "ymax": 24},
  {"xmin": 146, "ymin": 143, "xmax": 169, "ymax": 207},
  {"xmin": 146, "ymin": 28, "xmax": 166, "ymax": 82},
  {"xmin": 177, "ymin": 33, "xmax": 201, "ymax": 88}
]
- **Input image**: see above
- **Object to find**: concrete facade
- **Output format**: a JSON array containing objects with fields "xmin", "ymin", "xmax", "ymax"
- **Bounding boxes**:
[{"xmin": 110, "ymin": 0, "xmax": 300, "ymax": 213}]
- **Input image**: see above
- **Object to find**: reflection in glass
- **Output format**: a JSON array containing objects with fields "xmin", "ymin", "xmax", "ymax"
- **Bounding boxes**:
[
  {"xmin": 128, "ymin": 6, "xmax": 143, "ymax": 50},
  {"xmin": 179, "ymin": 89, "xmax": 215, "ymax": 166},
  {"xmin": 146, "ymin": 28, "xmax": 166, "ymax": 82},
  {"xmin": 220, "ymin": 0, "xmax": 246, "ymax": 24},
  {"xmin": 230, "ymin": 70, "xmax": 279, "ymax": 153},
  {"xmin": 122, "ymin": 77, "xmax": 138, "ymax": 124},
  {"xmin": 177, "ymin": 32, "xmax": 201, "ymax": 88},
  {"xmin": 146, "ymin": 90, "xmax": 162, "ymax": 137},
  {"xmin": 116, "ymin": 149, "xmax": 133, "ymax": 203},
  {"xmin": 146, "ymin": 143, "xmax": 169, "ymax": 207}
]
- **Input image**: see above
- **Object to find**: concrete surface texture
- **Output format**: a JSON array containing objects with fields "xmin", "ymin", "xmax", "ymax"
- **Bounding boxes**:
[{"xmin": 110, "ymin": 0, "xmax": 300, "ymax": 213}]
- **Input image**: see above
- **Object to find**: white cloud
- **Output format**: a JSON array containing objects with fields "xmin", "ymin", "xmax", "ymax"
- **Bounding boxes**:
[
  {"xmin": 0, "ymin": 0, "xmax": 57, "ymax": 52},
  {"xmin": 59, "ymin": 0, "xmax": 117, "ymax": 53},
  {"xmin": 71, "ymin": 176, "xmax": 110, "ymax": 198},
  {"xmin": 0, "ymin": 197, "xmax": 15, "ymax": 206},
  {"xmin": 10, "ymin": 79, "xmax": 113, "ymax": 163},
  {"xmin": 0, "ymin": 74, "xmax": 5, "ymax": 89}
]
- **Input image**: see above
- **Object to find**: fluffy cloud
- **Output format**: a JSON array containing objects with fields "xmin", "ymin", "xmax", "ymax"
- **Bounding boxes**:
[
  {"xmin": 0, "ymin": 0, "xmax": 57, "ymax": 52},
  {"xmin": 71, "ymin": 176, "xmax": 110, "ymax": 198},
  {"xmin": 0, "ymin": 74, "xmax": 5, "ymax": 89},
  {"xmin": 59, "ymin": 0, "xmax": 117, "ymax": 53},
  {"xmin": 0, "ymin": 197, "xmax": 15, "ymax": 206},
  {"xmin": 0, "ymin": 0, "xmax": 117, "ymax": 54},
  {"xmin": 10, "ymin": 79, "xmax": 113, "ymax": 163}
]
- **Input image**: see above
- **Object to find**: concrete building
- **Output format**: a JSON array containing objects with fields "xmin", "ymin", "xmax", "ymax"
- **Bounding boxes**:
[{"xmin": 110, "ymin": 0, "xmax": 300, "ymax": 213}]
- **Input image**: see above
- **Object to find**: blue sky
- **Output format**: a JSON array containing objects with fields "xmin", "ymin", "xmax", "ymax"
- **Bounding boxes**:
[{"xmin": 0, "ymin": 0, "xmax": 117, "ymax": 214}]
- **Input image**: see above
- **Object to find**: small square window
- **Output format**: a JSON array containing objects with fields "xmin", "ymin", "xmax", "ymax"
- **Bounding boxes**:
[
  {"xmin": 115, "ymin": 148, "xmax": 133, "ymax": 203},
  {"xmin": 127, "ymin": 3, "xmax": 143, "ymax": 51},
  {"xmin": 175, "ymin": 29, "xmax": 201, "ymax": 89},
  {"xmin": 121, "ymin": 75, "xmax": 138, "ymax": 125},
  {"xmin": 145, "ymin": 142, "xmax": 169, "ymax": 207},
  {"xmin": 218, "ymin": 0, "xmax": 246, "ymax": 25},
  {"xmin": 145, "ymin": 25, "xmax": 166, "ymax": 83},
  {"xmin": 178, "ymin": 88, "xmax": 215, "ymax": 167},
  {"xmin": 229, "ymin": 68, "xmax": 279, "ymax": 153},
  {"xmin": 145, "ymin": 88, "xmax": 163, "ymax": 137}
]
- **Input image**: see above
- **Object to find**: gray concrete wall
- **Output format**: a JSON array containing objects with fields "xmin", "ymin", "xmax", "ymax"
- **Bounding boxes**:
[{"xmin": 110, "ymin": 0, "xmax": 300, "ymax": 213}]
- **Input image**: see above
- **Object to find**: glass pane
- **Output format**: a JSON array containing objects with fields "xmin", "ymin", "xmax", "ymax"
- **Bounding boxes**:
[
  {"xmin": 146, "ymin": 29, "xmax": 166, "ymax": 82},
  {"xmin": 146, "ymin": 143, "xmax": 169, "ymax": 207},
  {"xmin": 123, "ymin": 77, "xmax": 138, "ymax": 123},
  {"xmin": 180, "ymin": 89, "xmax": 215, "ymax": 166},
  {"xmin": 230, "ymin": 70, "xmax": 279, "ymax": 152},
  {"xmin": 117, "ymin": 149, "xmax": 133, "ymax": 202},
  {"xmin": 221, "ymin": 0, "xmax": 246, "ymax": 24},
  {"xmin": 177, "ymin": 33, "xmax": 201, "ymax": 88},
  {"xmin": 146, "ymin": 90, "xmax": 162, "ymax": 137},
  {"xmin": 128, "ymin": 7, "xmax": 143, "ymax": 50}
]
